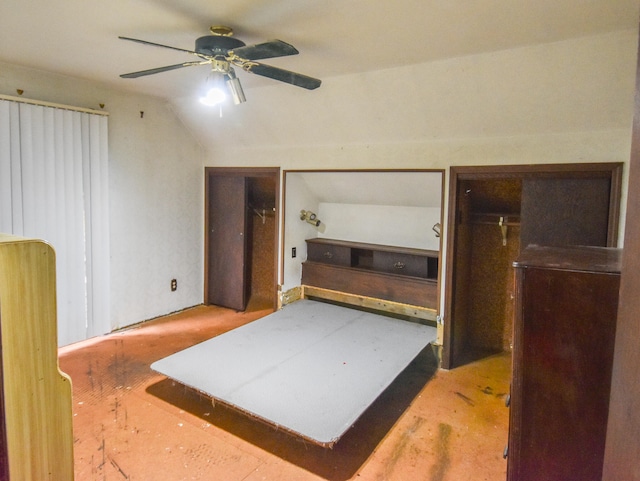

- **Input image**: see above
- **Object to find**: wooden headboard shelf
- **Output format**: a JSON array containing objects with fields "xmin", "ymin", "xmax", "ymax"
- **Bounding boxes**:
[{"xmin": 301, "ymin": 238, "xmax": 439, "ymax": 320}]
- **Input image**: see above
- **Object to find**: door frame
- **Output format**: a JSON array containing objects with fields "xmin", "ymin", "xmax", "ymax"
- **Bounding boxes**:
[
  {"xmin": 204, "ymin": 167, "xmax": 280, "ymax": 310},
  {"xmin": 442, "ymin": 162, "xmax": 623, "ymax": 369}
]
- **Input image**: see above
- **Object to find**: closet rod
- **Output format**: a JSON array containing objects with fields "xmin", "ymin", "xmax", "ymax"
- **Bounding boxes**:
[{"xmin": 470, "ymin": 213, "xmax": 520, "ymax": 226}]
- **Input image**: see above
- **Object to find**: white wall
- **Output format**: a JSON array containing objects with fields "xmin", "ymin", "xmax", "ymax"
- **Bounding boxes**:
[
  {"xmin": 187, "ymin": 31, "xmax": 635, "ymax": 164},
  {"xmin": 192, "ymin": 30, "xmax": 637, "ymax": 337},
  {"xmin": 316, "ymin": 203, "xmax": 441, "ymax": 250},
  {"xmin": 198, "ymin": 40, "xmax": 635, "ymax": 208},
  {"xmin": 0, "ymin": 62, "xmax": 206, "ymax": 333},
  {"xmin": 194, "ymin": 31, "xmax": 636, "ymax": 226},
  {"xmin": 282, "ymin": 174, "xmax": 322, "ymax": 292}
]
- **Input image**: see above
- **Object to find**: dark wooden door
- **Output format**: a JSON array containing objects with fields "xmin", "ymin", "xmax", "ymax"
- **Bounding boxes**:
[
  {"xmin": 207, "ymin": 175, "xmax": 248, "ymax": 310},
  {"xmin": 520, "ymin": 176, "xmax": 612, "ymax": 248}
]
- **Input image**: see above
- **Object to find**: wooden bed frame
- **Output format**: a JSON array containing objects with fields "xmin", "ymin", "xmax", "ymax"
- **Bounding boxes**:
[
  {"xmin": 299, "ymin": 238, "xmax": 440, "ymax": 322},
  {"xmin": 0, "ymin": 235, "xmax": 74, "ymax": 480},
  {"xmin": 302, "ymin": 285, "xmax": 437, "ymax": 322},
  {"xmin": 151, "ymin": 299, "xmax": 437, "ymax": 447}
]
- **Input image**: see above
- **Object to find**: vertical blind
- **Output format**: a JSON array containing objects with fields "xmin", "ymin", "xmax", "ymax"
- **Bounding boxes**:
[{"xmin": 0, "ymin": 98, "xmax": 110, "ymax": 346}]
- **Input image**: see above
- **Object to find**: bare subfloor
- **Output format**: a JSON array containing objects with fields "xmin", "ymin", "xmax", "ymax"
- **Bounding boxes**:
[{"xmin": 58, "ymin": 302, "xmax": 510, "ymax": 481}]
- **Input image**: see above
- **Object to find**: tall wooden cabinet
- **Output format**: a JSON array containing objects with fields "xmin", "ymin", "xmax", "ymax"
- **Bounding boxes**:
[{"xmin": 508, "ymin": 245, "xmax": 621, "ymax": 481}]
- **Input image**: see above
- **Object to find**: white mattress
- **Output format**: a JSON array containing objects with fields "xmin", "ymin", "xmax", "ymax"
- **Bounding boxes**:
[{"xmin": 151, "ymin": 299, "xmax": 437, "ymax": 447}]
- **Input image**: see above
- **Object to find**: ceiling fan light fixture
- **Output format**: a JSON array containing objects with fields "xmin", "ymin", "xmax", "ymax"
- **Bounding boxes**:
[
  {"xmin": 199, "ymin": 87, "xmax": 226, "ymax": 106},
  {"xmin": 226, "ymin": 70, "xmax": 246, "ymax": 105},
  {"xmin": 199, "ymin": 72, "xmax": 227, "ymax": 106}
]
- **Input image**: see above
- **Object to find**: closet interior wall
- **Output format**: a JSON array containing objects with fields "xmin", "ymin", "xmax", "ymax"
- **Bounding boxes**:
[
  {"xmin": 247, "ymin": 177, "xmax": 276, "ymax": 310},
  {"xmin": 458, "ymin": 179, "xmax": 522, "ymax": 363}
]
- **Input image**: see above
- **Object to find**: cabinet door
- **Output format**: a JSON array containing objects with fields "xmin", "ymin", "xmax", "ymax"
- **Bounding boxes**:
[
  {"xmin": 207, "ymin": 175, "xmax": 248, "ymax": 311},
  {"xmin": 520, "ymin": 177, "xmax": 612, "ymax": 248}
]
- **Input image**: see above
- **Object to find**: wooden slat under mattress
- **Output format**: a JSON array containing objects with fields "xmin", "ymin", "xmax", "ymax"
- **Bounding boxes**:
[{"xmin": 151, "ymin": 299, "xmax": 437, "ymax": 447}]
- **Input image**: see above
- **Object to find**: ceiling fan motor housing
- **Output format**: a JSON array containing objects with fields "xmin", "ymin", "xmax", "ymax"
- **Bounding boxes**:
[{"xmin": 195, "ymin": 36, "xmax": 246, "ymax": 56}]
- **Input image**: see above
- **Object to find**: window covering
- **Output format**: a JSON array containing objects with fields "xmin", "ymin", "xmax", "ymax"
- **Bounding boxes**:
[{"xmin": 0, "ymin": 98, "xmax": 109, "ymax": 345}]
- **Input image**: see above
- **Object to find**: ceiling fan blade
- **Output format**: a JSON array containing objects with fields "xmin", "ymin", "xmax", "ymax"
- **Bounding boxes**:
[
  {"xmin": 120, "ymin": 61, "xmax": 207, "ymax": 79},
  {"xmin": 118, "ymin": 36, "xmax": 197, "ymax": 55},
  {"xmin": 231, "ymin": 40, "xmax": 298, "ymax": 60},
  {"xmin": 244, "ymin": 63, "xmax": 321, "ymax": 90}
]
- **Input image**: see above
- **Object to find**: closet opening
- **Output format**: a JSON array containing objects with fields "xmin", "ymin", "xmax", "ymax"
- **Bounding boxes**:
[
  {"xmin": 205, "ymin": 167, "xmax": 279, "ymax": 312},
  {"xmin": 246, "ymin": 176, "xmax": 277, "ymax": 311},
  {"xmin": 452, "ymin": 178, "xmax": 523, "ymax": 367},
  {"xmin": 443, "ymin": 163, "xmax": 622, "ymax": 369}
]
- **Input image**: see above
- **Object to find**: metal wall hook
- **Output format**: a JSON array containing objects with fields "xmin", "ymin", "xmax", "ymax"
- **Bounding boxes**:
[{"xmin": 499, "ymin": 216, "xmax": 508, "ymax": 246}]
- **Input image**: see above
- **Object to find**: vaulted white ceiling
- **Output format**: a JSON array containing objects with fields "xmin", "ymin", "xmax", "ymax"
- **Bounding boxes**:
[
  {"xmin": 288, "ymin": 171, "xmax": 443, "ymax": 208},
  {"xmin": 0, "ymin": 0, "xmax": 636, "ymax": 100}
]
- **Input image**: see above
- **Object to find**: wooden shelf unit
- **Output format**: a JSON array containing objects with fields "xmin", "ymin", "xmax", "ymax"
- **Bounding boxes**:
[{"xmin": 301, "ymin": 238, "xmax": 439, "ymax": 317}]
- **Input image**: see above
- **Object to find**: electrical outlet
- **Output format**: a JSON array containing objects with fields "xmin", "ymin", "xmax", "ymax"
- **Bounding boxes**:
[
  {"xmin": 292, "ymin": 247, "xmax": 297, "ymax": 258},
  {"xmin": 171, "ymin": 279, "xmax": 177, "ymax": 291}
]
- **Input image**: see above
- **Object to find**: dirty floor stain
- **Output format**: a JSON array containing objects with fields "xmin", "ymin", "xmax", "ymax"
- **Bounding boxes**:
[
  {"xmin": 59, "ymin": 304, "xmax": 510, "ymax": 481},
  {"xmin": 430, "ymin": 423, "xmax": 453, "ymax": 481}
]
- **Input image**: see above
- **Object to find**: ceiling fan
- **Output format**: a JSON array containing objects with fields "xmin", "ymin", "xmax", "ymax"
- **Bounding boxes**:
[{"xmin": 119, "ymin": 26, "xmax": 321, "ymax": 105}]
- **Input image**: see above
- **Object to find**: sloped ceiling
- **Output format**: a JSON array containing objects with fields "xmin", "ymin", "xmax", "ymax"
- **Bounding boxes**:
[
  {"xmin": 0, "ymin": 0, "xmax": 636, "ymax": 100},
  {"xmin": 289, "ymin": 171, "xmax": 442, "ymax": 208},
  {"xmin": 0, "ymin": 1, "xmax": 638, "ymax": 153}
]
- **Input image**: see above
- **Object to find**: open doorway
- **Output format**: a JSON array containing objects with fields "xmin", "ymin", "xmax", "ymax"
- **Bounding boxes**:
[{"xmin": 204, "ymin": 167, "xmax": 279, "ymax": 312}]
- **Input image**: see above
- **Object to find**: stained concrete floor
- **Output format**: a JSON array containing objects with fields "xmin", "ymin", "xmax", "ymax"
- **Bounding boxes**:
[{"xmin": 58, "ymin": 301, "xmax": 510, "ymax": 481}]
